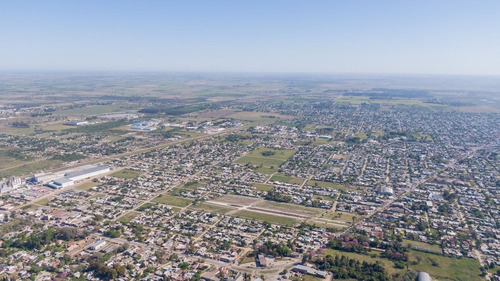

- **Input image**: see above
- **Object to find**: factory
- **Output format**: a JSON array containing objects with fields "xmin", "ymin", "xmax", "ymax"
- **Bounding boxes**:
[{"xmin": 46, "ymin": 165, "xmax": 111, "ymax": 189}]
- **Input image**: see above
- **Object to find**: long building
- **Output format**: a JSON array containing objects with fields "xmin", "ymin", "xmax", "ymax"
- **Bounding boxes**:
[{"xmin": 46, "ymin": 165, "xmax": 110, "ymax": 189}]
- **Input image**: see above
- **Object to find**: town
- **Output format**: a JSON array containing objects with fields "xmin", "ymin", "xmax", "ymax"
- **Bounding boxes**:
[{"xmin": 0, "ymin": 74, "xmax": 499, "ymax": 281}]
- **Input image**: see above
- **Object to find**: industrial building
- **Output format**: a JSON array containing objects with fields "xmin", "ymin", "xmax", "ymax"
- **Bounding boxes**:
[{"xmin": 46, "ymin": 165, "xmax": 111, "ymax": 189}]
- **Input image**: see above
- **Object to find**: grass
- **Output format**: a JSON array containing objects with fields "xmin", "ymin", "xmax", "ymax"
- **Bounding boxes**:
[
  {"xmin": 190, "ymin": 202, "xmax": 234, "ymax": 214},
  {"xmin": 256, "ymin": 201, "xmax": 324, "ymax": 216},
  {"xmin": 321, "ymin": 248, "xmax": 482, "ymax": 281},
  {"xmin": 153, "ymin": 195, "xmax": 193, "ymax": 207},
  {"xmin": 252, "ymin": 183, "xmax": 275, "ymax": 192},
  {"xmin": 75, "ymin": 182, "xmax": 97, "ymax": 190},
  {"xmin": 117, "ymin": 211, "xmax": 140, "ymax": 223},
  {"xmin": 254, "ymin": 167, "xmax": 277, "ymax": 174},
  {"xmin": 409, "ymin": 251, "xmax": 482, "ymax": 281},
  {"xmin": 233, "ymin": 210, "xmax": 300, "ymax": 226},
  {"xmin": 306, "ymin": 180, "xmax": 349, "ymax": 190},
  {"xmin": 269, "ymin": 173, "xmax": 304, "ymax": 185},
  {"xmin": 403, "ymin": 239, "xmax": 441, "ymax": 253},
  {"xmin": 137, "ymin": 202, "xmax": 156, "ymax": 211},
  {"xmin": 35, "ymin": 198, "xmax": 50, "ymax": 206},
  {"xmin": 236, "ymin": 147, "xmax": 296, "ymax": 168},
  {"xmin": 0, "ymin": 159, "xmax": 63, "ymax": 178},
  {"xmin": 109, "ymin": 169, "xmax": 143, "ymax": 179}
]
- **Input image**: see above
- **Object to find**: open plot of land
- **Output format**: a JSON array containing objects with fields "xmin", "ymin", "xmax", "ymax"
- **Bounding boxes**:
[
  {"xmin": 269, "ymin": 173, "xmax": 304, "ymax": 185},
  {"xmin": 252, "ymin": 183, "xmax": 275, "ymax": 192},
  {"xmin": 233, "ymin": 210, "xmax": 300, "ymax": 226},
  {"xmin": 153, "ymin": 195, "xmax": 193, "ymax": 207},
  {"xmin": 255, "ymin": 201, "xmax": 324, "ymax": 217},
  {"xmin": 403, "ymin": 239, "xmax": 442, "ymax": 253},
  {"xmin": 117, "ymin": 211, "xmax": 140, "ymax": 223},
  {"xmin": 306, "ymin": 180, "xmax": 350, "ymax": 190},
  {"xmin": 189, "ymin": 202, "xmax": 234, "ymax": 214},
  {"xmin": 254, "ymin": 167, "xmax": 277, "ymax": 174},
  {"xmin": 236, "ymin": 147, "xmax": 296, "ymax": 168},
  {"xmin": 75, "ymin": 182, "xmax": 97, "ymax": 191},
  {"xmin": 211, "ymin": 194, "xmax": 261, "ymax": 206},
  {"xmin": 109, "ymin": 169, "xmax": 143, "ymax": 179},
  {"xmin": 409, "ymin": 251, "xmax": 482, "ymax": 281}
]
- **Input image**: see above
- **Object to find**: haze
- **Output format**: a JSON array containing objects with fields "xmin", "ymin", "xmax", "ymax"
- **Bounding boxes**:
[{"xmin": 1, "ymin": 0, "xmax": 500, "ymax": 75}]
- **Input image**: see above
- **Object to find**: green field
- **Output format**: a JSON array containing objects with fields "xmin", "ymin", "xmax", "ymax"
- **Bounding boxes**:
[
  {"xmin": 233, "ymin": 210, "xmax": 299, "ymax": 226},
  {"xmin": 306, "ymin": 180, "xmax": 349, "ymax": 190},
  {"xmin": 117, "ymin": 211, "xmax": 140, "ymax": 223},
  {"xmin": 269, "ymin": 173, "xmax": 304, "ymax": 184},
  {"xmin": 403, "ymin": 239, "xmax": 442, "ymax": 253},
  {"xmin": 35, "ymin": 198, "xmax": 50, "ymax": 206},
  {"xmin": 321, "ymin": 248, "xmax": 482, "ymax": 281},
  {"xmin": 0, "ymin": 159, "xmax": 63, "ymax": 178},
  {"xmin": 153, "ymin": 195, "xmax": 193, "ymax": 207},
  {"xmin": 75, "ymin": 182, "xmax": 97, "ymax": 190},
  {"xmin": 236, "ymin": 147, "xmax": 296, "ymax": 168},
  {"xmin": 254, "ymin": 167, "xmax": 277, "ymax": 174},
  {"xmin": 189, "ymin": 202, "xmax": 234, "ymax": 214},
  {"xmin": 109, "ymin": 169, "xmax": 143, "ymax": 179},
  {"xmin": 252, "ymin": 183, "xmax": 275, "ymax": 191}
]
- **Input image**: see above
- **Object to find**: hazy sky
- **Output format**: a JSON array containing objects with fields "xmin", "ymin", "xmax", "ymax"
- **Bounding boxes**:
[{"xmin": 1, "ymin": 0, "xmax": 499, "ymax": 75}]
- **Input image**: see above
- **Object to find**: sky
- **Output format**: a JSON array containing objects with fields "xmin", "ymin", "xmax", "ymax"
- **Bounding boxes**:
[{"xmin": 1, "ymin": 0, "xmax": 500, "ymax": 75}]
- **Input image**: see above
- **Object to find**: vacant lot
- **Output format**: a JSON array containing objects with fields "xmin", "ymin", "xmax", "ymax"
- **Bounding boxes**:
[
  {"xmin": 269, "ymin": 174, "xmax": 304, "ymax": 185},
  {"xmin": 190, "ymin": 202, "xmax": 234, "ymax": 214},
  {"xmin": 153, "ymin": 195, "xmax": 193, "ymax": 207},
  {"xmin": 236, "ymin": 147, "xmax": 296, "ymax": 168},
  {"xmin": 110, "ymin": 169, "xmax": 143, "ymax": 179},
  {"xmin": 212, "ymin": 194, "xmax": 261, "ymax": 206},
  {"xmin": 117, "ymin": 211, "xmax": 140, "ymax": 223},
  {"xmin": 255, "ymin": 201, "xmax": 324, "ymax": 217},
  {"xmin": 233, "ymin": 210, "xmax": 300, "ymax": 226}
]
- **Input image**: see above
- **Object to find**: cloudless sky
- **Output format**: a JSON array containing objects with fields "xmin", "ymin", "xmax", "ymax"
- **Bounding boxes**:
[{"xmin": 1, "ymin": 0, "xmax": 499, "ymax": 75}]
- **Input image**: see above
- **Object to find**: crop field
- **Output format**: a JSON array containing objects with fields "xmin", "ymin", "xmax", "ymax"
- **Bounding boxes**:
[
  {"xmin": 109, "ymin": 169, "xmax": 143, "ymax": 179},
  {"xmin": 236, "ymin": 147, "xmax": 296, "ymax": 168},
  {"xmin": 153, "ymin": 195, "xmax": 193, "ymax": 207}
]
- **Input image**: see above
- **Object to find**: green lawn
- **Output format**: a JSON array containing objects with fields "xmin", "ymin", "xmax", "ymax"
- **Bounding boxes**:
[
  {"xmin": 153, "ymin": 195, "xmax": 193, "ymax": 207},
  {"xmin": 109, "ymin": 169, "xmax": 143, "ymax": 179},
  {"xmin": 233, "ymin": 210, "xmax": 300, "ymax": 226}
]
